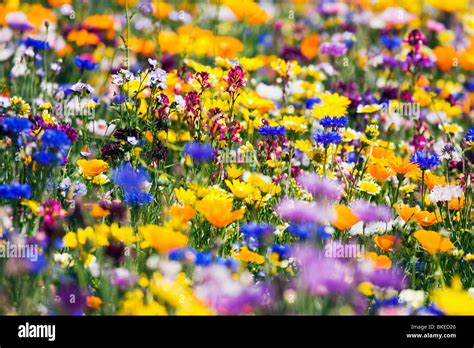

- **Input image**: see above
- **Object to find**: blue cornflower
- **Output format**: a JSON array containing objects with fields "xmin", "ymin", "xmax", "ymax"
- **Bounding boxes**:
[
  {"xmin": 215, "ymin": 256, "xmax": 239, "ymax": 271},
  {"xmin": 241, "ymin": 222, "xmax": 274, "ymax": 239},
  {"xmin": 464, "ymin": 126, "xmax": 474, "ymax": 142},
  {"xmin": 312, "ymin": 130, "xmax": 342, "ymax": 145},
  {"xmin": 271, "ymin": 244, "xmax": 291, "ymax": 259},
  {"xmin": 258, "ymin": 125, "xmax": 286, "ymax": 137},
  {"xmin": 380, "ymin": 36, "xmax": 402, "ymax": 50},
  {"xmin": 413, "ymin": 305, "xmax": 444, "ymax": 316},
  {"xmin": 124, "ymin": 192, "xmax": 153, "ymax": 206},
  {"xmin": 1, "ymin": 117, "xmax": 32, "ymax": 134},
  {"xmin": 59, "ymin": 178, "xmax": 87, "ymax": 198},
  {"xmin": 194, "ymin": 250, "xmax": 212, "ymax": 266},
  {"xmin": 112, "ymin": 162, "xmax": 150, "ymax": 193},
  {"xmin": 257, "ymin": 33, "xmax": 272, "ymax": 49},
  {"xmin": 73, "ymin": 56, "xmax": 98, "ymax": 71},
  {"xmin": 0, "ymin": 183, "xmax": 32, "ymax": 200},
  {"xmin": 410, "ymin": 150, "xmax": 440, "ymax": 170},
  {"xmin": 287, "ymin": 223, "xmax": 312, "ymax": 240},
  {"xmin": 372, "ymin": 297, "xmax": 400, "ymax": 309},
  {"xmin": 305, "ymin": 97, "xmax": 321, "ymax": 109},
  {"xmin": 319, "ymin": 116, "xmax": 348, "ymax": 129},
  {"xmin": 183, "ymin": 141, "xmax": 214, "ymax": 162},
  {"xmin": 41, "ymin": 130, "xmax": 71, "ymax": 149},
  {"xmin": 33, "ymin": 151, "xmax": 66, "ymax": 166},
  {"xmin": 21, "ymin": 37, "xmax": 50, "ymax": 50}
]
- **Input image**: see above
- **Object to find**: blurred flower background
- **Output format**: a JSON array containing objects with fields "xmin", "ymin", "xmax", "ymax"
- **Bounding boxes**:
[{"xmin": 0, "ymin": 0, "xmax": 473, "ymax": 316}]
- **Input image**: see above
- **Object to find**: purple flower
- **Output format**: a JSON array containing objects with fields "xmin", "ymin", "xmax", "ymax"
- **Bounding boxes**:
[
  {"xmin": 110, "ymin": 268, "xmax": 138, "ymax": 290},
  {"xmin": 224, "ymin": 66, "xmax": 247, "ymax": 93},
  {"xmin": 320, "ymin": 42, "xmax": 348, "ymax": 57},
  {"xmin": 365, "ymin": 268, "xmax": 405, "ymax": 290},
  {"xmin": 276, "ymin": 198, "xmax": 334, "ymax": 224},
  {"xmin": 350, "ymin": 200, "xmax": 392, "ymax": 223},
  {"xmin": 56, "ymin": 282, "xmax": 87, "ymax": 315},
  {"xmin": 194, "ymin": 265, "xmax": 265, "ymax": 314},
  {"xmin": 297, "ymin": 173, "xmax": 342, "ymax": 201},
  {"xmin": 292, "ymin": 246, "xmax": 355, "ymax": 295}
]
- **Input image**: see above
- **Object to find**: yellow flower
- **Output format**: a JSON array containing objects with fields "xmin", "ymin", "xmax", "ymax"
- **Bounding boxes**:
[
  {"xmin": 225, "ymin": 179, "xmax": 256, "ymax": 199},
  {"xmin": 227, "ymin": 164, "xmax": 244, "ymax": 179},
  {"xmin": 357, "ymin": 180, "xmax": 381, "ymax": 195},
  {"xmin": 63, "ymin": 232, "xmax": 78, "ymax": 248},
  {"xmin": 139, "ymin": 225, "xmax": 188, "ymax": 254},
  {"xmin": 246, "ymin": 173, "xmax": 281, "ymax": 195},
  {"xmin": 431, "ymin": 276, "xmax": 474, "ymax": 315},
  {"xmin": 10, "ymin": 96, "xmax": 31, "ymax": 117},
  {"xmin": 427, "ymin": 0, "xmax": 467, "ymax": 12},
  {"xmin": 91, "ymin": 173, "xmax": 109, "ymax": 185},
  {"xmin": 232, "ymin": 246, "xmax": 265, "ymax": 264},
  {"xmin": 150, "ymin": 272, "xmax": 214, "ymax": 315},
  {"xmin": 77, "ymin": 159, "xmax": 109, "ymax": 178},
  {"xmin": 239, "ymin": 56, "xmax": 266, "ymax": 71},
  {"xmin": 20, "ymin": 200, "xmax": 40, "ymax": 215},
  {"xmin": 174, "ymin": 187, "xmax": 197, "ymax": 206},
  {"xmin": 358, "ymin": 281, "xmax": 374, "ymax": 296},
  {"xmin": 430, "ymin": 99, "xmax": 462, "ymax": 118},
  {"xmin": 280, "ymin": 116, "xmax": 308, "ymax": 132},
  {"xmin": 356, "ymin": 104, "xmax": 383, "ymax": 113},
  {"xmin": 311, "ymin": 92, "xmax": 351, "ymax": 119},
  {"xmin": 440, "ymin": 123, "xmax": 462, "ymax": 134},
  {"xmin": 270, "ymin": 58, "xmax": 302, "ymax": 77},
  {"xmin": 41, "ymin": 110, "xmax": 56, "ymax": 124},
  {"xmin": 119, "ymin": 289, "xmax": 168, "ymax": 315},
  {"xmin": 110, "ymin": 223, "xmax": 136, "ymax": 245}
]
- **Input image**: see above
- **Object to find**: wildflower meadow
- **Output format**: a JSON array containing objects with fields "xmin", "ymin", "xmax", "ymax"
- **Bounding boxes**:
[{"xmin": 0, "ymin": 0, "xmax": 473, "ymax": 317}]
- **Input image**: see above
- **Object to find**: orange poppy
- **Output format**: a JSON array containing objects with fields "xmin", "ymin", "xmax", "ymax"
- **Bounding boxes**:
[
  {"xmin": 139, "ymin": 225, "xmax": 188, "ymax": 254},
  {"xmin": 388, "ymin": 156, "xmax": 421, "ymax": 178},
  {"xmin": 169, "ymin": 205, "xmax": 195, "ymax": 223},
  {"xmin": 301, "ymin": 34, "xmax": 320, "ymax": 60},
  {"xmin": 77, "ymin": 159, "xmax": 109, "ymax": 178},
  {"xmin": 232, "ymin": 246, "xmax": 265, "ymax": 264},
  {"xmin": 332, "ymin": 205, "xmax": 360, "ymax": 230},
  {"xmin": 366, "ymin": 252, "xmax": 392, "ymax": 269},
  {"xmin": 195, "ymin": 200, "xmax": 245, "ymax": 228},
  {"xmin": 153, "ymin": 1, "xmax": 173, "ymax": 19},
  {"xmin": 86, "ymin": 296, "xmax": 103, "ymax": 309},
  {"xmin": 393, "ymin": 203, "xmax": 420, "ymax": 223},
  {"xmin": 413, "ymin": 229, "xmax": 454, "ymax": 255},
  {"xmin": 374, "ymin": 235, "xmax": 400, "ymax": 252},
  {"xmin": 433, "ymin": 46, "xmax": 458, "ymax": 72},
  {"xmin": 448, "ymin": 196, "xmax": 465, "ymax": 210},
  {"xmin": 370, "ymin": 146, "xmax": 394, "ymax": 159},
  {"xmin": 67, "ymin": 29, "xmax": 100, "ymax": 46},
  {"xmin": 413, "ymin": 210, "xmax": 442, "ymax": 227},
  {"xmin": 27, "ymin": 4, "xmax": 56, "ymax": 28},
  {"xmin": 367, "ymin": 163, "xmax": 394, "ymax": 182},
  {"xmin": 91, "ymin": 204, "xmax": 110, "ymax": 218},
  {"xmin": 424, "ymin": 171, "xmax": 446, "ymax": 190}
]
